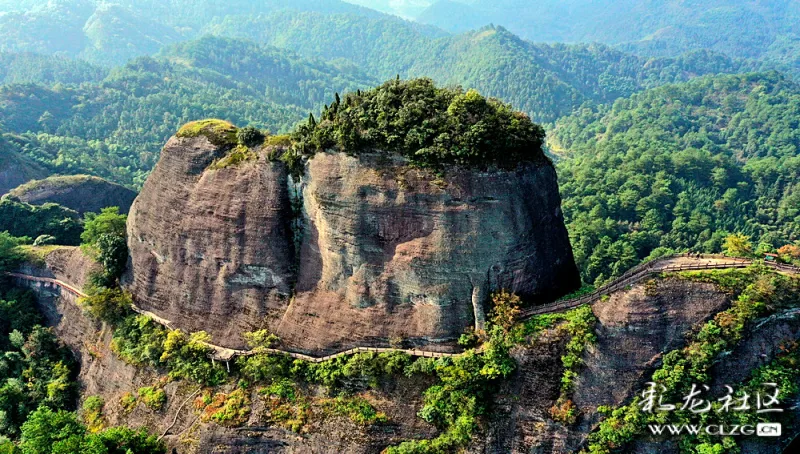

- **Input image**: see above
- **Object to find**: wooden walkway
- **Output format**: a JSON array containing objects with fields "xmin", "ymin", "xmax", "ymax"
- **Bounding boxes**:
[{"xmin": 8, "ymin": 254, "xmax": 799, "ymax": 362}]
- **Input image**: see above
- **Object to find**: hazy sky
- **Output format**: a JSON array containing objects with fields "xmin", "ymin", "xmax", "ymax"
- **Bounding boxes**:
[{"xmin": 343, "ymin": 0, "xmax": 437, "ymax": 18}]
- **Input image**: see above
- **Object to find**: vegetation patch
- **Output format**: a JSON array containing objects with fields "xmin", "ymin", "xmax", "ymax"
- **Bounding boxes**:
[
  {"xmin": 259, "ymin": 379, "xmax": 312, "ymax": 433},
  {"xmin": 0, "ymin": 197, "xmax": 83, "ymax": 245},
  {"xmin": 207, "ymin": 144, "xmax": 257, "ymax": 170},
  {"xmin": 291, "ymin": 78, "xmax": 547, "ymax": 170},
  {"xmin": 138, "ymin": 386, "xmax": 167, "ymax": 411},
  {"xmin": 196, "ymin": 388, "xmax": 251, "ymax": 427},
  {"xmin": 9, "ymin": 175, "xmax": 98, "ymax": 196},
  {"xmin": 266, "ymin": 134, "xmax": 292, "ymax": 147},
  {"xmin": 82, "ymin": 396, "xmax": 105, "ymax": 433},
  {"xmin": 119, "ymin": 392, "xmax": 138, "ymax": 414},
  {"xmin": 176, "ymin": 119, "xmax": 238, "ymax": 147},
  {"xmin": 320, "ymin": 395, "xmax": 388, "ymax": 426},
  {"xmin": 16, "ymin": 244, "xmax": 62, "ymax": 267}
]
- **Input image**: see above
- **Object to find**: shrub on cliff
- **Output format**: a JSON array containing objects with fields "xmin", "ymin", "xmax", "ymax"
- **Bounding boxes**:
[
  {"xmin": 292, "ymin": 78, "xmax": 547, "ymax": 169},
  {"xmin": 0, "ymin": 232, "xmax": 23, "ymax": 274},
  {"xmin": 81, "ymin": 207, "xmax": 128, "ymax": 286},
  {"xmin": 160, "ymin": 330, "xmax": 226, "ymax": 386},
  {"xmin": 236, "ymin": 126, "xmax": 266, "ymax": 148},
  {"xmin": 18, "ymin": 406, "xmax": 165, "ymax": 454}
]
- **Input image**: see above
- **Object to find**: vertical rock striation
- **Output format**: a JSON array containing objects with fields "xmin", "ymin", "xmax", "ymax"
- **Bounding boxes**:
[
  {"xmin": 125, "ymin": 136, "xmax": 579, "ymax": 352},
  {"xmin": 125, "ymin": 136, "xmax": 296, "ymax": 345},
  {"xmin": 277, "ymin": 152, "xmax": 580, "ymax": 352}
]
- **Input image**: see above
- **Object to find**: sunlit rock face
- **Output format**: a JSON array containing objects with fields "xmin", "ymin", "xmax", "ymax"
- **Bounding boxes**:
[{"xmin": 126, "ymin": 136, "xmax": 579, "ymax": 352}]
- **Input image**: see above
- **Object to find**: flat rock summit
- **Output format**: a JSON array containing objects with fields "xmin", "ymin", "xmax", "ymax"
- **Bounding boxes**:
[{"xmin": 125, "ymin": 130, "xmax": 580, "ymax": 353}]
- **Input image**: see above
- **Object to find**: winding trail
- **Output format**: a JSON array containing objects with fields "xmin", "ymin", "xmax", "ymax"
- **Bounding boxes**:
[{"xmin": 7, "ymin": 254, "xmax": 799, "ymax": 363}]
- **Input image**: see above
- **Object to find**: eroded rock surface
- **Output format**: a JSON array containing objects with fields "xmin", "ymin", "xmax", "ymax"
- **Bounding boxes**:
[
  {"xmin": 470, "ymin": 277, "xmax": 733, "ymax": 453},
  {"xmin": 126, "ymin": 136, "xmax": 296, "ymax": 346},
  {"xmin": 126, "ymin": 137, "xmax": 580, "ymax": 351}
]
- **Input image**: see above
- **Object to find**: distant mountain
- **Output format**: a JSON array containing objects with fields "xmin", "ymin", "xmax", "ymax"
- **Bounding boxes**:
[
  {"xmin": 343, "ymin": 0, "xmax": 434, "ymax": 19},
  {"xmin": 80, "ymin": 4, "xmax": 183, "ymax": 65},
  {"xmin": 416, "ymin": 0, "xmax": 800, "ymax": 73},
  {"xmin": 415, "ymin": 0, "xmax": 484, "ymax": 33},
  {"xmin": 208, "ymin": 13, "xmax": 748, "ymax": 122},
  {"xmin": 0, "ymin": 0, "xmax": 393, "ymax": 66},
  {"xmin": 0, "ymin": 36, "xmax": 376, "ymax": 187}
]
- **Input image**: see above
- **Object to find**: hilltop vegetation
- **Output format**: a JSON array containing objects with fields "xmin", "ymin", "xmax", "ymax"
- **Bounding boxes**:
[
  {"xmin": 293, "ymin": 78, "xmax": 546, "ymax": 169},
  {"xmin": 553, "ymin": 72, "xmax": 800, "ymax": 284}
]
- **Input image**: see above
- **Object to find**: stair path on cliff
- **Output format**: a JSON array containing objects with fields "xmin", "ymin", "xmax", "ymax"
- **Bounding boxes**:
[{"xmin": 7, "ymin": 254, "xmax": 800, "ymax": 363}]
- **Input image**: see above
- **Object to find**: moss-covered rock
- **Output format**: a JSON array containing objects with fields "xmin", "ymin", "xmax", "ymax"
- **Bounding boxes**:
[
  {"xmin": 207, "ymin": 145, "xmax": 257, "ymax": 170},
  {"xmin": 176, "ymin": 119, "xmax": 238, "ymax": 148}
]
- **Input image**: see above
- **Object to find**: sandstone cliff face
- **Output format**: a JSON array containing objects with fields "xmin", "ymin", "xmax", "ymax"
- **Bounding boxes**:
[
  {"xmin": 21, "ymin": 249, "xmax": 436, "ymax": 454},
  {"xmin": 126, "ymin": 136, "xmax": 296, "ymax": 345},
  {"xmin": 18, "ymin": 254, "xmax": 797, "ymax": 453},
  {"xmin": 278, "ymin": 152, "xmax": 580, "ymax": 352},
  {"xmin": 126, "ymin": 136, "xmax": 579, "ymax": 351},
  {"xmin": 10, "ymin": 174, "xmax": 138, "ymax": 214}
]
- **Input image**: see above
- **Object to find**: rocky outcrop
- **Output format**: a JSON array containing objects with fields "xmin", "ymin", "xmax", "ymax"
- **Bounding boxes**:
[
  {"xmin": 126, "ymin": 136, "xmax": 296, "ymax": 346},
  {"xmin": 470, "ymin": 277, "xmax": 733, "ymax": 453},
  {"xmin": 9, "ymin": 174, "xmax": 137, "ymax": 214},
  {"xmin": 0, "ymin": 148, "xmax": 48, "ymax": 195},
  {"xmin": 18, "ymin": 251, "xmax": 798, "ymax": 453},
  {"xmin": 126, "ymin": 135, "xmax": 579, "ymax": 352},
  {"xmin": 277, "ymin": 152, "xmax": 579, "ymax": 353},
  {"xmin": 21, "ymin": 248, "xmax": 437, "ymax": 454}
]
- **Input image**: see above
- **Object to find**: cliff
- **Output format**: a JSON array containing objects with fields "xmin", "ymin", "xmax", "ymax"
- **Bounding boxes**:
[
  {"xmin": 125, "ymin": 135, "xmax": 296, "ymax": 347},
  {"xmin": 19, "ymin": 249, "xmax": 798, "ymax": 453},
  {"xmin": 125, "ymin": 134, "xmax": 580, "ymax": 352},
  {"xmin": 18, "ymin": 247, "xmax": 437, "ymax": 454},
  {"xmin": 9, "ymin": 174, "xmax": 138, "ymax": 214}
]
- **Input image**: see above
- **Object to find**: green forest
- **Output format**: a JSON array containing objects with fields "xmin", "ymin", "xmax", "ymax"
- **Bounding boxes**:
[{"xmin": 554, "ymin": 72, "xmax": 800, "ymax": 284}]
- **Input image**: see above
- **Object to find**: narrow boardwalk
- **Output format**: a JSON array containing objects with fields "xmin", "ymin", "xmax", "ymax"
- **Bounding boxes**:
[{"xmin": 8, "ymin": 254, "xmax": 799, "ymax": 362}]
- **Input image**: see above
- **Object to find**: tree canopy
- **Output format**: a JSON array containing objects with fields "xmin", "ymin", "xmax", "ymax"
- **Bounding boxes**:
[{"xmin": 292, "ymin": 78, "xmax": 546, "ymax": 169}]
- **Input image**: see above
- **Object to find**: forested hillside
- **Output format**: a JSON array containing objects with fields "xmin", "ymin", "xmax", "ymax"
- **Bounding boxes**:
[
  {"xmin": 0, "ymin": 53, "xmax": 106, "ymax": 85},
  {"xmin": 0, "ymin": 37, "xmax": 374, "ymax": 187},
  {"xmin": 417, "ymin": 0, "xmax": 800, "ymax": 75},
  {"xmin": 0, "ymin": 0, "xmax": 393, "ymax": 66},
  {"xmin": 206, "ymin": 15, "xmax": 749, "ymax": 122},
  {"xmin": 553, "ymin": 71, "xmax": 800, "ymax": 284}
]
